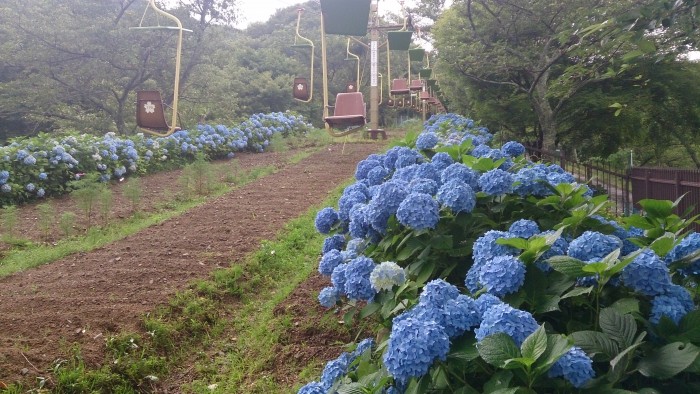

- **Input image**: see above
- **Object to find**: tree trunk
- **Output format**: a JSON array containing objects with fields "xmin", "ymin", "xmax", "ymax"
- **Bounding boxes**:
[{"xmin": 530, "ymin": 75, "xmax": 557, "ymax": 151}]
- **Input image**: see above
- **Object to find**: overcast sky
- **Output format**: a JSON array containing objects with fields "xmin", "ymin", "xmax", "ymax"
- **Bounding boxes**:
[{"xmin": 233, "ymin": 0, "xmax": 414, "ymax": 28}]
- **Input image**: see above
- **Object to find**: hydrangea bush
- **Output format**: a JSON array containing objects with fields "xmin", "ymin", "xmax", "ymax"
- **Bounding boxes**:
[
  {"xmin": 304, "ymin": 113, "xmax": 700, "ymax": 393},
  {"xmin": 0, "ymin": 112, "xmax": 312, "ymax": 205}
]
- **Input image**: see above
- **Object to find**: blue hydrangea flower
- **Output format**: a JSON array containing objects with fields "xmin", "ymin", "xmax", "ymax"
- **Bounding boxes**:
[
  {"xmin": 355, "ymin": 158, "xmax": 382, "ymax": 180},
  {"xmin": 567, "ymin": 231, "xmax": 622, "ymax": 261},
  {"xmin": 392, "ymin": 164, "xmax": 419, "ymax": 183},
  {"xmin": 442, "ymin": 295, "xmax": 481, "ymax": 337},
  {"xmin": 321, "ymin": 235, "xmax": 345, "ymax": 254},
  {"xmin": 621, "ymin": 249, "xmax": 672, "ymax": 297},
  {"xmin": 343, "ymin": 182, "xmax": 371, "ymax": 199},
  {"xmin": 23, "ymin": 155, "xmax": 37, "ymax": 166},
  {"xmin": 665, "ymin": 232, "xmax": 700, "ymax": 275},
  {"xmin": 346, "ymin": 238, "xmax": 366, "ymax": 255},
  {"xmin": 382, "ymin": 146, "xmax": 402, "ymax": 170},
  {"xmin": 395, "ymin": 149, "xmax": 423, "ymax": 169},
  {"xmin": 475, "ymin": 303, "xmax": 539, "ymax": 346},
  {"xmin": 366, "ymin": 181, "xmax": 408, "ymax": 234},
  {"xmin": 396, "ymin": 193, "xmax": 439, "ymax": 230},
  {"xmin": 37, "ymin": 188, "xmax": 45, "ymax": 198},
  {"xmin": 474, "ymin": 293, "xmax": 504, "ymax": 318},
  {"xmin": 352, "ymin": 338, "xmax": 374, "ymax": 358},
  {"xmin": 338, "ymin": 190, "xmax": 367, "ymax": 222},
  {"xmin": 366, "ymin": 166, "xmax": 389, "ymax": 186},
  {"xmin": 413, "ymin": 163, "xmax": 441, "ymax": 183},
  {"xmin": 436, "ymin": 180, "xmax": 476, "ymax": 213},
  {"xmin": 478, "ymin": 169, "xmax": 513, "ymax": 196},
  {"xmin": 650, "ymin": 284, "xmax": 694, "ymax": 325},
  {"xmin": 501, "ymin": 141, "xmax": 526, "ymax": 157},
  {"xmin": 315, "ymin": 207, "xmax": 339, "ymax": 234},
  {"xmin": 430, "ymin": 152, "xmax": 454, "ymax": 171},
  {"xmin": 472, "ymin": 230, "xmax": 519, "ymax": 266},
  {"xmin": 319, "ymin": 250, "xmax": 344, "ymax": 276},
  {"xmin": 513, "ymin": 166, "xmax": 551, "ymax": 197},
  {"xmin": 441, "ymin": 163, "xmax": 478, "ymax": 189},
  {"xmin": 535, "ymin": 230, "xmax": 569, "ymax": 271},
  {"xmin": 408, "ymin": 178, "xmax": 438, "ymax": 195},
  {"xmin": 348, "ymin": 204, "xmax": 370, "ymax": 239},
  {"xmin": 509, "ymin": 219, "xmax": 540, "ymax": 239},
  {"xmin": 370, "ymin": 261, "xmax": 406, "ymax": 291},
  {"xmin": 297, "ymin": 381, "xmax": 325, "ymax": 394},
  {"xmin": 383, "ymin": 317, "xmax": 450, "ymax": 383},
  {"xmin": 38, "ymin": 172, "xmax": 48, "ymax": 181},
  {"xmin": 465, "ymin": 262, "xmax": 484, "ymax": 293},
  {"xmin": 25, "ymin": 183, "xmax": 35, "ymax": 192},
  {"xmin": 344, "ymin": 256, "xmax": 376, "ymax": 301},
  {"xmin": 419, "ymin": 279, "xmax": 461, "ymax": 306},
  {"xmin": 471, "ymin": 144, "xmax": 491, "ymax": 158},
  {"xmin": 318, "ymin": 286, "xmax": 340, "ymax": 308},
  {"xmin": 416, "ymin": 132, "xmax": 439, "ymax": 150},
  {"xmin": 479, "ymin": 255, "xmax": 527, "ymax": 297},
  {"xmin": 320, "ymin": 352, "xmax": 350, "ymax": 389},
  {"xmin": 331, "ymin": 264, "xmax": 347, "ymax": 293},
  {"xmin": 548, "ymin": 346, "xmax": 595, "ymax": 388}
]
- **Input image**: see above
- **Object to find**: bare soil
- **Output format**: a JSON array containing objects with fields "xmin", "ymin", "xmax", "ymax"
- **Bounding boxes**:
[{"xmin": 0, "ymin": 141, "xmax": 384, "ymax": 388}]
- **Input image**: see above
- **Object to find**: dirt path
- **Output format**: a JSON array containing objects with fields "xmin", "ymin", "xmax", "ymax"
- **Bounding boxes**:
[{"xmin": 0, "ymin": 142, "xmax": 382, "ymax": 385}]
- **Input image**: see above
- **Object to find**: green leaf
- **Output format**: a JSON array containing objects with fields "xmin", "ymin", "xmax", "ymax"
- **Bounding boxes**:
[
  {"xmin": 636, "ymin": 38, "xmax": 656, "ymax": 53},
  {"xmin": 674, "ymin": 310, "xmax": 700, "ymax": 342},
  {"xmin": 483, "ymin": 370, "xmax": 513, "ymax": 393},
  {"xmin": 639, "ymin": 199, "xmax": 674, "ymax": 219},
  {"xmin": 561, "ymin": 286, "xmax": 593, "ymax": 299},
  {"xmin": 337, "ymin": 383, "xmax": 367, "ymax": 394},
  {"xmin": 405, "ymin": 374, "xmax": 431, "ymax": 394},
  {"xmin": 448, "ymin": 336, "xmax": 480, "ymax": 362},
  {"xmin": 547, "ymin": 256, "xmax": 590, "ymax": 277},
  {"xmin": 622, "ymin": 49, "xmax": 644, "ymax": 61},
  {"xmin": 599, "ymin": 308, "xmax": 637, "ymax": 349},
  {"xmin": 582, "ymin": 261, "xmax": 608, "ymax": 274},
  {"xmin": 608, "ymin": 298, "xmax": 640, "ymax": 315},
  {"xmin": 497, "ymin": 237, "xmax": 529, "ymax": 250},
  {"xmin": 478, "ymin": 333, "xmax": 522, "ymax": 368},
  {"xmin": 571, "ymin": 330, "xmax": 619, "ymax": 360},
  {"xmin": 534, "ymin": 334, "xmax": 572, "ymax": 373},
  {"xmin": 415, "ymin": 260, "xmax": 436, "ymax": 285},
  {"xmin": 359, "ymin": 302, "xmax": 381, "ymax": 319},
  {"xmin": 648, "ymin": 233, "xmax": 676, "ymax": 257},
  {"xmin": 637, "ymin": 342, "xmax": 700, "ymax": 379}
]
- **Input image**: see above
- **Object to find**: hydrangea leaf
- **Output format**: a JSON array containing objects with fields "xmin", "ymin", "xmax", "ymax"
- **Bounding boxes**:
[
  {"xmin": 483, "ymin": 370, "xmax": 514, "ymax": 393},
  {"xmin": 496, "ymin": 237, "xmax": 529, "ymax": 250},
  {"xmin": 448, "ymin": 336, "xmax": 480, "ymax": 363},
  {"xmin": 533, "ymin": 334, "xmax": 572, "ymax": 374},
  {"xmin": 336, "ymin": 383, "xmax": 368, "ymax": 394},
  {"xmin": 638, "ymin": 199, "xmax": 674, "ymax": 220},
  {"xmin": 637, "ymin": 342, "xmax": 700, "ymax": 380},
  {"xmin": 571, "ymin": 331, "xmax": 619, "ymax": 361},
  {"xmin": 520, "ymin": 326, "xmax": 548, "ymax": 364},
  {"xmin": 547, "ymin": 256, "xmax": 591, "ymax": 277},
  {"xmin": 404, "ymin": 375, "xmax": 431, "ymax": 394},
  {"xmin": 478, "ymin": 333, "xmax": 522, "ymax": 368},
  {"xmin": 562, "ymin": 286, "xmax": 594, "ymax": 299},
  {"xmin": 359, "ymin": 302, "xmax": 381, "ymax": 319},
  {"xmin": 582, "ymin": 262, "xmax": 608, "ymax": 275},
  {"xmin": 599, "ymin": 308, "xmax": 638, "ymax": 349},
  {"xmin": 608, "ymin": 298, "xmax": 640, "ymax": 315},
  {"xmin": 648, "ymin": 233, "xmax": 676, "ymax": 257},
  {"xmin": 668, "ymin": 310, "xmax": 700, "ymax": 343}
]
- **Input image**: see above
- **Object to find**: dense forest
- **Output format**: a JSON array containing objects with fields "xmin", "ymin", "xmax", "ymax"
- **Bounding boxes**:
[{"xmin": 2, "ymin": 0, "xmax": 700, "ymax": 167}]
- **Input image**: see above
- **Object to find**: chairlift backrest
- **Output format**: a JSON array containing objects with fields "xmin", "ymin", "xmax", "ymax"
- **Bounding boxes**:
[
  {"xmin": 391, "ymin": 79, "xmax": 410, "ymax": 95},
  {"xmin": 293, "ymin": 77, "xmax": 311, "ymax": 101},
  {"xmin": 333, "ymin": 92, "xmax": 366, "ymax": 117},
  {"xmin": 409, "ymin": 79, "xmax": 423, "ymax": 91},
  {"xmin": 136, "ymin": 91, "xmax": 171, "ymax": 131}
]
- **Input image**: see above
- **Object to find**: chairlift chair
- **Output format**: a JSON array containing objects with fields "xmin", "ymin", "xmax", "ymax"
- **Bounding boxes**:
[
  {"xmin": 292, "ymin": 8, "xmax": 315, "ymax": 102},
  {"xmin": 131, "ymin": 0, "xmax": 192, "ymax": 137}
]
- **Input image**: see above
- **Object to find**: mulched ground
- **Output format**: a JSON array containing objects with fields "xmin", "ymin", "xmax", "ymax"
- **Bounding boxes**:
[{"xmin": 0, "ymin": 141, "xmax": 384, "ymax": 388}]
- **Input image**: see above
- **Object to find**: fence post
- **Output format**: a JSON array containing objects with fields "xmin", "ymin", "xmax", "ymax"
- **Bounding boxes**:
[
  {"xmin": 675, "ymin": 170, "xmax": 681, "ymax": 198},
  {"xmin": 645, "ymin": 169, "xmax": 651, "ymax": 200}
]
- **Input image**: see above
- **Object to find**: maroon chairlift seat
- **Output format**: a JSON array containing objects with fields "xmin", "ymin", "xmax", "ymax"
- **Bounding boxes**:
[
  {"xmin": 136, "ymin": 90, "xmax": 180, "ymax": 133},
  {"xmin": 419, "ymin": 91, "xmax": 431, "ymax": 101},
  {"xmin": 390, "ymin": 78, "xmax": 410, "ymax": 96},
  {"xmin": 293, "ymin": 77, "xmax": 311, "ymax": 101},
  {"xmin": 324, "ymin": 92, "xmax": 366, "ymax": 128},
  {"xmin": 409, "ymin": 79, "xmax": 424, "ymax": 91},
  {"xmin": 346, "ymin": 81, "xmax": 358, "ymax": 93}
]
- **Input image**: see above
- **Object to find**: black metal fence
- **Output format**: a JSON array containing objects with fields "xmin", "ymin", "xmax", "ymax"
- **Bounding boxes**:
[{"xmin": 524, "ymin": 147, "xmax": 700, "ymax": 228}]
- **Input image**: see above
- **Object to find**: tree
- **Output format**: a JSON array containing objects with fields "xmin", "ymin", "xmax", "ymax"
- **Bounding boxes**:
[{"xmin": 432, "ymin": 1, "xmax": 657, "ymax": 150}]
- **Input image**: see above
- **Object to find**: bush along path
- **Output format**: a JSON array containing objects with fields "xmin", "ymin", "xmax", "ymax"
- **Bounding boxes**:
[
  {"xmin": 0, "ymin": 140, "xmax": 385, "ymax": 389},
  {"xmin": 300, "ymin": 113, "xmax": 700, "ymax": 393}
]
